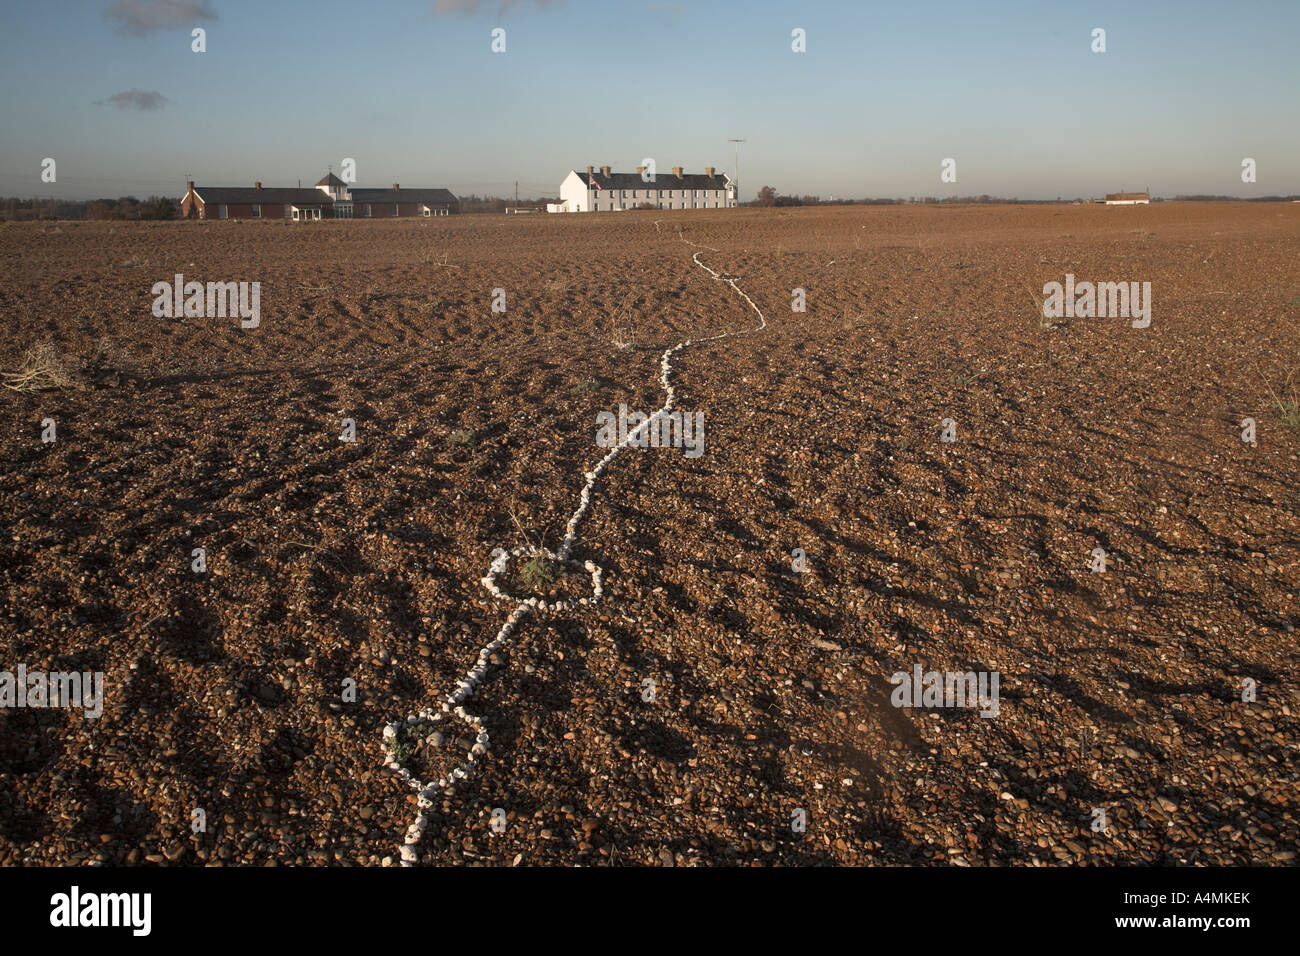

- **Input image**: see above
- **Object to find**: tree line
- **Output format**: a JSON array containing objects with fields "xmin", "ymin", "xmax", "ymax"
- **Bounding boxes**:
[
  {"xmin": 0, "ymin": 194, "xmax": 557, "ymax": 220},
  {"xmin": 0, "ymin": 196, "xmax": 179, "ymax": 221},
  {"xmin": 748, "ymin": 186, "xmax": 1300, "ymax": 206}
]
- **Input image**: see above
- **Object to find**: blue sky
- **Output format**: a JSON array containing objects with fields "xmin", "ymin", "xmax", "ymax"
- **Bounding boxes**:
[{"xmin": 1, "ymin": 0, "xmax": 1297, "ymax": 200}]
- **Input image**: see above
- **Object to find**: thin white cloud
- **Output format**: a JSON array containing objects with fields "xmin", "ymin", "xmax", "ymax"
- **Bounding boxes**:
[{"xmin": 106, "ymin": 0, "xmax": 218, "ymax": 35}]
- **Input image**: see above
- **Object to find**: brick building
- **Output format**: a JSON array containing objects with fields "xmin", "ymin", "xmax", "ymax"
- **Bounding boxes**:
[{"xmin": 181, "ymin": 172, "xmax": 457, "ymax": 220}]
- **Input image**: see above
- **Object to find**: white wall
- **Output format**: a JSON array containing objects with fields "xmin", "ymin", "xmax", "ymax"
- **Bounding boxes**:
[
  {"xmin": 560, "ymin": 171, "xmax": 590, "ymax": 212},
  {"xmin": 561, "ymin": 169, "xmax": 737, "ymax": 212}
]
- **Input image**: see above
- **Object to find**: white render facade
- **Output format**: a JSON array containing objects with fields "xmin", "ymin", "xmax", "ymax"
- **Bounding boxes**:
[
  {"xmin": 1104, "ymin": 189, "xmax": 1151, "ymax": 205},
  {"xmin": 556, "ymin": 165, "xmax": 737, "ymax": 212}
]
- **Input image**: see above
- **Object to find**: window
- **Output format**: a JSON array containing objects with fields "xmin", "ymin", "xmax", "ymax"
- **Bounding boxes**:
[
  {"xmin": 218, "ymin": 204, "xmax": 227, "ymax": 219},
  {"xmin": 394, "ymin": 203, "xmax": 399, "ymax": 216},
  {"xmin": 365, "ymin": 204, "xmax": 372, "ymax": 217},
  {"xmin": 251, "ymin": 204, "xmax": 261, "ymax": 218}
]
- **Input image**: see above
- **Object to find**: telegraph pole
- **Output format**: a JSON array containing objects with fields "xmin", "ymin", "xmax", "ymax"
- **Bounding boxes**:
[{"xmin": 727, "ymin": 138, "xmax": 745, "ymax": 203}]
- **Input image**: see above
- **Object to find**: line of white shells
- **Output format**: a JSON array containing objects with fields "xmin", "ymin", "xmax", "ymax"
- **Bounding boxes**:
[
  {"xmin": 382, "ymin": 242, "xmax": 768, "ymax": 866},
  {"xmin": 480, "ymin": 545, "xmax": 604, "ymax": 611},
  {"xmin": 383, "ymin": 599, "xmax": 532, "ymax": 863}
]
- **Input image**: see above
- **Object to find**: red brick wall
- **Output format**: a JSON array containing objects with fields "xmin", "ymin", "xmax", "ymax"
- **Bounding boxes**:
[
  {"xmin": 358, "ymin": 200, "xmax": 434, "ymax": 218},
  {"xmin": 191, "ymin": 201, "xmax": 291, "ymax": 220}
]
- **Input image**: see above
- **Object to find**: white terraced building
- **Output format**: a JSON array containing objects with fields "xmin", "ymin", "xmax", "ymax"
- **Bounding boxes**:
[
  {"xmin": 552, "ymin": 165, "xmax": 737, "ymax": 212},
  {"xmin": 1104, "ymin": 188, "xmax": 1151, "ymax": 205}
]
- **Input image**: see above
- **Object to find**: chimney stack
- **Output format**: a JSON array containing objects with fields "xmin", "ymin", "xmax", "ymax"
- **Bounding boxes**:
[
  {"xmin": 587, "ymin": 166, "xmax": 594, "ymax": 175},
  {"xmin": 672, "ymin": 166, "xmax": 683, "ymax": 178},
  {"xmin": 254, "ymin": 181, "xmax": 262, "ymax": 190},
  {"xmin": 186, "ymin": 180, "xmax": 194, "ymax": 192},
  {"xmin": 393, "ymin": 183, "xmax": 400, "ymax": 191},
  {"xmin": 705, "ymin": 167, "xmax": 714, "ymax": 176},
  {"xmin": 600, "ymin": 165, "xmax": 610, "ymax": 176},
  {"xmin": 636, "ymin": 166, "xmax": 646, "ymax": 175}
]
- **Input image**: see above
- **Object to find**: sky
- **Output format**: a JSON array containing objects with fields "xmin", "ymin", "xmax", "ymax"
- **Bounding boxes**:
[{"xmin": 1, "ymin": 0, "xmax": 1297, "ymax": 201}]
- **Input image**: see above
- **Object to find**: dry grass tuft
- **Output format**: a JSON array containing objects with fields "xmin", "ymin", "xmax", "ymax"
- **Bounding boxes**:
[
  {"xmin": 2, "ymin": 339, "xmax": 79, "ymax": 391},
  {"xmin": 611, "ymin": 290, "xmax": 637, "ymax": 350},
  {"xmin": 1257, "ymin": 362, "xmax": 1300, "ymax": 430},
  {"xmin": 1024, "ymin": 280, "xmax": 1064, "ymax": 330}
]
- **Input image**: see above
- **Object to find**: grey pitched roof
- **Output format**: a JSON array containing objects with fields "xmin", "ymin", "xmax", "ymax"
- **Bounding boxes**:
[
  {"xmin": 349, "ymin": 187, "xmax": 458, "ymax": 204},
  {"xmin": 575, "ymin": 169, "xmax": 729, "ymax": 190},
  {"xmin": 193, "ymin": 187, "xmax": 331, "ymax": 205},
  {"xmin": 316, "ymin": 172, "xmax": 346, "ymax": 187}
]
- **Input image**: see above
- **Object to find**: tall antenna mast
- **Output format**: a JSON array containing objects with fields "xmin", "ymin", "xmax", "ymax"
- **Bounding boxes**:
[{"xmin": 728, "ymin": 138, "xmax": 746, "ymax": 203}]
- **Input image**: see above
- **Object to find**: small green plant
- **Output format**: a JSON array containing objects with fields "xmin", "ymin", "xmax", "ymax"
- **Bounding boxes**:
[
  {"xmin": 1270, "ymin": 392, "xmax": 1300, "ymax": 430},
  {"xmin": 520, "ymin": 555, "xmax": 567, "ymax": 590},
  {"xmin": 1258, "ymin": 363, "xmax": 1300, "ymax": 430},
  {"xmin": 951, "ymin": 373, "xmax": 977, "ymax": 388},
  {"xmin": 895, "ymin": 436, "xmax": 911, "ymax": 454},
  {"xmin": 388, "ymin": 733, "xmax": 415, "ymax": 765},
  {"xmin": 506, "ymin": 502, "xmax": 569, "ymax": 592},
  {"xmin": 448, "ymin": 429, "xmax": 476, "ymax": 445},
  {"xmin": 1287, "ymin": 296, "xmax": 1300, "ymax": 308},
  {"xmin": 570, "ymin": 379, "xmax": 597, "ymax": 394}
]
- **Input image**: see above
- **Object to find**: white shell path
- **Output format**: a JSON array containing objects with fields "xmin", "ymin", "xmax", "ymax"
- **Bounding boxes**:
[{"xmin": 382, "ymin": 242, "xmax": 768, "ymax": 865}]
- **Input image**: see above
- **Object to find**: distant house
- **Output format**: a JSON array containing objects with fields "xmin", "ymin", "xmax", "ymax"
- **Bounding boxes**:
[
  {"xmin": 180, "ymin": 182, "xmax": 331, "ymax": 221},
  {"xmin": 556, "ymin": 165, "xmax": 736, "ymax": 212},
  {"xmin": 349, "ymin": 186, "xmax": 457, "ymax": 219},
  {"xmin": 181, "ymin": 172, "xmax": 457, "ymax": 220},
  {"xmin": 1104, "ymin": 188, "xmax": 1150, "ymax": 205}
]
